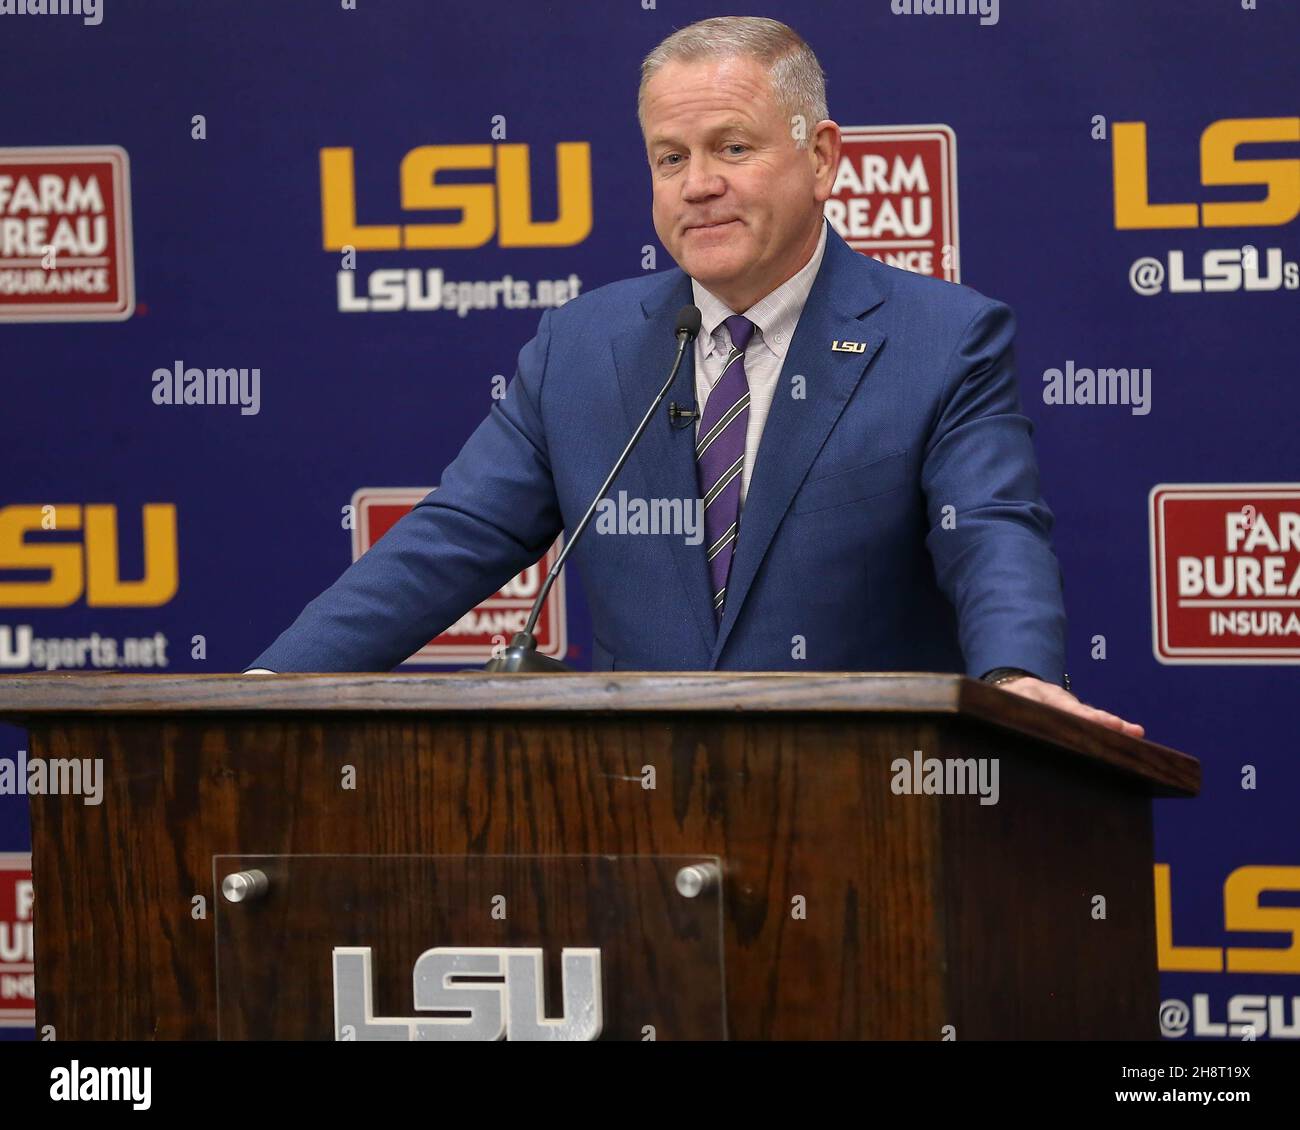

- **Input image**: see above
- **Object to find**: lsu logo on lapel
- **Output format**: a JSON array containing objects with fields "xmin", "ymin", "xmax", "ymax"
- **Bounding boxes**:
[{"xmin": 831, "ymin": 340, "xmax": 868, "ymax": 353}]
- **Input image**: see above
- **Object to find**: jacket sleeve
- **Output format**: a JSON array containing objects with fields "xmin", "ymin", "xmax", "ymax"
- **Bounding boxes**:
[
  {"xmin": 921, "ymin": 299, "xmax": 1068, "ymax": 685},
  {"xmin": 247, "ymin": 309, "xmax": 564, "ymax": 672}
]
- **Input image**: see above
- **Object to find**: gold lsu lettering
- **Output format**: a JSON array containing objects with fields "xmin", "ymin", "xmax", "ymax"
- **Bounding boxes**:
[
  {"xmin": 320, "ymin": 144, "xmax": 593, "ymax": 251},
  {"xmin": 1156, "ymin": 864, "xmax": 1300, "ymax": 975},
  {"xmin": 1113, "ymin": 117, "xmax": 1300, "ymax": 229},
  {"xmin": 0, "ymin": 504, "xmax": 178, "ymax": 608}
]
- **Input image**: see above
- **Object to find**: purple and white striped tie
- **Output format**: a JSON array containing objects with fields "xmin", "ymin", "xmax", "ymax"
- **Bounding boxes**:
[{"xmin": 696, "ymin": 314, "xmax": 754, "ymax": 622}]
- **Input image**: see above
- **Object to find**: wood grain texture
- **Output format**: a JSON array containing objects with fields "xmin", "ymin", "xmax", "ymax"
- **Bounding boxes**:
[
  {"xmin": 930, "ymin": 718, "xmax": 1159, "ymax": 1039},
  {"xmin": 0, "ymin": 672, "xmax": 1198, "ymax": 795},
  {"xmin": 23, "ymin": 695, "xmax": 1182, "ymax": 1040}
]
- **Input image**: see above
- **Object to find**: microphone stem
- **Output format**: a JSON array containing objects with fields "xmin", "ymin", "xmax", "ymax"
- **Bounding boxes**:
[{"xmin": 523, "ymin": 332, "xmax": 693, "ymax": 637}]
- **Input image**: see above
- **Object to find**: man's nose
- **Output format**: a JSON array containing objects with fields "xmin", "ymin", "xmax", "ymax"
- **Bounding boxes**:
[{"xmin": 681, "ymin": 156, "xmax": 725, "ymax": 201}]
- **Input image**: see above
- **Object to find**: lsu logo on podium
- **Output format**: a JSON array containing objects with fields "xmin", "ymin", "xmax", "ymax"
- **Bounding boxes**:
[
  {"xmin": 333, "ymin": 946, "xmax": 602, "ymax": 1041},
  {"xmin": 0, "ymin": 503, "xmax": 178, "ymax": 608},
  {"xmin": 351, "ymin": 488, "xmax": 566, "ymax": 664},
  {"xmin": 320, "ymin": 143, "xmax": 592, "ymax": 250}
]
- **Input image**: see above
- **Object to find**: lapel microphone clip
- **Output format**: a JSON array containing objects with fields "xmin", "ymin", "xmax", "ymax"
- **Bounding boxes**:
[{"xmin": 668, "ymin": 401, "xmax": 700, "ymax": 429}]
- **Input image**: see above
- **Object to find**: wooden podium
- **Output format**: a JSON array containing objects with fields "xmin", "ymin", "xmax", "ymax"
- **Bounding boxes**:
[{"xmin": 0, "ymin": 672, "xmax": 1198, "ymax": 1041}]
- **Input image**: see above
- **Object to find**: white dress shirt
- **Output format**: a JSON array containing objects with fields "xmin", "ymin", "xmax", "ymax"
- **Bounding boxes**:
[{"xmin": 690, "ymin": 217, "xmax": 829, "ymax": 508}]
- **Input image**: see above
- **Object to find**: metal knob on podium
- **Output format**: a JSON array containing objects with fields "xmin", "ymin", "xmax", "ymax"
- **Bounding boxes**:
[
  {"xmin": 221, "ymin": 869, "xmax": 269, "ymax": 903},
  {"xmin": 675, "ymin": 862, "xmax": 721, "ymax": 899}
]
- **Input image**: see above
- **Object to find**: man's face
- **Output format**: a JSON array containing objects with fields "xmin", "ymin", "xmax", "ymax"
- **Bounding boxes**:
[{"xmin": 642, "ymin": 54, "xmax": 838, "ymax": 310}]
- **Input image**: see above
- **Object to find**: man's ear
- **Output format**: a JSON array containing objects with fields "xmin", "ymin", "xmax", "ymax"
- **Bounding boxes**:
[{"xmin": 811, "ymin": 121, "xmax": 842, "ymax": 201}]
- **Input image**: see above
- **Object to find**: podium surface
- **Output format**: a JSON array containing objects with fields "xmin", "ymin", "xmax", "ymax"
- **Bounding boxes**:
[{"xmin": 0, "ymin": 672, "xmax": 1198, "ymax": 1040}]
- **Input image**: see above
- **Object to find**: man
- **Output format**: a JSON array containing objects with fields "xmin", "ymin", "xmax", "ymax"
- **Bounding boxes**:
[{"xmin": 249, "ymin": 16, "xmax": 1142, "ymax": 738}]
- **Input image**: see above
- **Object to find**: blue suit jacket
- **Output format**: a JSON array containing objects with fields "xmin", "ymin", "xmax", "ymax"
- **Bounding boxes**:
[{"xmin": 252, "ymin": 226, "xmax": 1067, "ymax": 681}]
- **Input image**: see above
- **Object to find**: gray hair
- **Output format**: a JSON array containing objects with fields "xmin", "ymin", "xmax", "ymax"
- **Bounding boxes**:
[{"xmin": 638, "ymin": 16, "xmax": 828, "ymax": 135}]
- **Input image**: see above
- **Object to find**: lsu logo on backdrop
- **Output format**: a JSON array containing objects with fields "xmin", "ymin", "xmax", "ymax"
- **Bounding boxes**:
[
  {"xmin": 1156, "ymin": 864, "xmax": 1300, "ymax": 1039},
  {"xmin": 1114, "ymin": 117, "xmax": 1299, "ymax": 296},
  {"xmin": 1149, "ymin": 484, "xmax": 1300, "ymax": 663},
  {"xmin": 352, "ymin": 489, "xmax": 566, "ymax": 663},
  {"xmin": 0, "ymin": 854, "xmax": 34, "ymax": 1029},
  {"xmin": 0, "ymin": 146, "xmax": 134, "ymax": 322},
  {"xmin": 321, "ymin": 144, "xmax": 592, "ymax": 250},
  {"xmin": 320, "ymin": 144, "xmax": 591, "ymax": 314},
  {"xmin": 0, "ymin": 504, "xmax": 178, "ymax": 608},
  {"xmin": 827, "ymin": 125, "xmax": 959, "ymax": 282}
]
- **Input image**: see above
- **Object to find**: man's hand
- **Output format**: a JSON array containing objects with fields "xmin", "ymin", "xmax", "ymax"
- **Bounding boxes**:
[{"xmin": 995, "ymin": 675, "xmax": 1145, "ymax": 739}]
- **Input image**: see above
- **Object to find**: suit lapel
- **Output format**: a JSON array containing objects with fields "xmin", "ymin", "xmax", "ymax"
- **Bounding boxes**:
[
  {"xmin": 709, "ymin": 230, "xmax": 888, "ymax": 666},
  {"xmin": 610, "ymin": 273, "xmax": 718, "ymax": 656}
]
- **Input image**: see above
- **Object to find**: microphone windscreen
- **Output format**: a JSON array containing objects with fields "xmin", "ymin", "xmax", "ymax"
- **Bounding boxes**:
[{"xmin": 675, "ymin": 304, "xmax": 703, "ymax": 341}]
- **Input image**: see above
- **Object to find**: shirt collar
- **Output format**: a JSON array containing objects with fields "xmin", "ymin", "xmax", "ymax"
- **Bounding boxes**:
[{"xmin": 690, "ymin": 216, "xmax": 829, "ymax": 360}]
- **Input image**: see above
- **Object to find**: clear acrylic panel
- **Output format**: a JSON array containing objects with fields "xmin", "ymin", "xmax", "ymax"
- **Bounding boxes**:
[{"xmin": 214, "ymin": 854, "xmax": 726, "ymax": 1041}]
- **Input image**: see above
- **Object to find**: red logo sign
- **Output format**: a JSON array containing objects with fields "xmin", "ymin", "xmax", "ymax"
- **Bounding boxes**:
[
  {"xmin": 828, "ymin": 125, "xmax": 960, "ymax": 282},
  {"xmin": 1150, "ymin": 484, "xmax": 1300, "ymax": 663},
  {"xmin": 351, "ymin": 488, "xmax": 567, "ymax": 663},
  {"xmin": 0, "ymin": 853, "xmax": 34, "ymax": 1028},
  {"xmin": 0, "ymin": 145, "xmax": 134, "ymax": 322}
]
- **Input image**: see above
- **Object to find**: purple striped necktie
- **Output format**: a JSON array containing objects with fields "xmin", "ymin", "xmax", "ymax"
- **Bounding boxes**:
[{"xmin": 696, "ymin": 314, "xmax": 755, "ymax": 623}]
